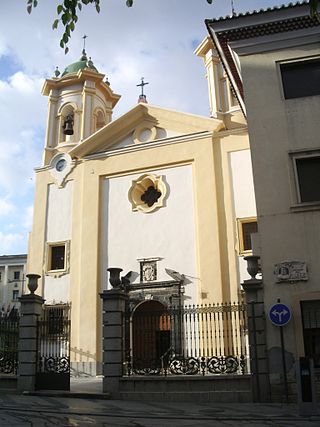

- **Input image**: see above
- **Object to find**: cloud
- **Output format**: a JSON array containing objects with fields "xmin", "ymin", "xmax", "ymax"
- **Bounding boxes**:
[
  {"xmin": 9, "ymin": 71, "xmax": 39, "ymax": 94},
  {"xmin": 0, "ymin": 231, "xmax": 26, "ymax": 255},
  {"xmin": 0, "ymin": 71, "xmax": 44, "ymax": 196},
  {"xmin": 0, "ymin": 199, "xmax": 16, "ymax": 216}
]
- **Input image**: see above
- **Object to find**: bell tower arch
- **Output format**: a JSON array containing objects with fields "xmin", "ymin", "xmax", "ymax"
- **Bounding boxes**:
[{"xmin": 41, "ymin": 50, "xmax": 121, "ymax": 165}]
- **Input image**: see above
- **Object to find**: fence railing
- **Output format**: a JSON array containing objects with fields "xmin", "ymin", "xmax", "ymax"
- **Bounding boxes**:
[
  {"xmin": 125, "ymin": 302, "xmax": 249, "ymax": 376},
  {"xmin": 0, "ymin": 317, "xmax": 20, "ymax": 375}
]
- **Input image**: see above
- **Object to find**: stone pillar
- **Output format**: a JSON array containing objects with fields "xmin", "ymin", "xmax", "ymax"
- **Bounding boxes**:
[
  {"xmin": 242, "ymin": 256, "xmax": 271, "ymax": 402},
  {"xmin": 17, "ymin": 274, "xmax": 44, "ymax": 392},
  {"xmin": 100, "ymin": 288, "xmax": 128, "ymax": 398}
]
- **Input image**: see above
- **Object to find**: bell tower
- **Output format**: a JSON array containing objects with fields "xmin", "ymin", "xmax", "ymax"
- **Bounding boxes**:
[
  {"xmin": 41, "ymin": 49, "xmax": 120, "ymax": 165},
  {"xmin": 195, "ymin": 37, "xmax": 244, "ymax": 129}
]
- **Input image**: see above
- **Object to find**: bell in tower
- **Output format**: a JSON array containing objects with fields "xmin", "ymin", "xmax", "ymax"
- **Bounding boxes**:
[{"xmin": 63, "ymin": 114, "xmax": 74, "ymax": 136}]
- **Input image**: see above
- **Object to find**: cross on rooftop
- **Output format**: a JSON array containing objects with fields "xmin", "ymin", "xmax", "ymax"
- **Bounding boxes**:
[{"xmin": 137, "ymin": 77, "xmax": 149, "ymax": 96}]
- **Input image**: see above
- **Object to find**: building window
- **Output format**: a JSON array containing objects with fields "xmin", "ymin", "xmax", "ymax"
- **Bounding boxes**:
[
  {"xmin": 292, "ymin": 154, "xmax": 320, "ymax": 203},
  {"xmin": 50, "ymin": 245, "xmax": 65, "ymax": 270},
  {"xmin": 301, "ymin": 300, "xmax": 320, "ymax": 368},
  {"xmin": 237, "ymin": 217, "xmax": 258, "ymax": 254},
  {"xmin": 46, "ymin": 241, "xmax": 70, "ymax": 276},
  {"xmin": 280, "ymin": 58, "xmax": 320, "ymax": 99},
  {"xmin": 13, "ymin": 271, "xmax": 20, "ymax": 280},
  {"xmin": 12, "ymin": 290, "xmax": 19, "ymax": 301}
]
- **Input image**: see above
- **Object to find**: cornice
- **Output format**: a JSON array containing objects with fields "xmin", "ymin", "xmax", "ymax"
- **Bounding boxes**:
[{"xmin": 83, "ymin": 131, "xmax": 214, "ymax": 161}]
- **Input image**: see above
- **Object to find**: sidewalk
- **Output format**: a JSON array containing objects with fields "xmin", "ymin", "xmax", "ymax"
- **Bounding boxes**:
[{"xmin": 1, "ymin": 376, "xmax": 316, "ymax": 426}]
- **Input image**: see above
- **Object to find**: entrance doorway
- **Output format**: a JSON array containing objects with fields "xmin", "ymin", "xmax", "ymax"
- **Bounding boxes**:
[{"xmin": 132, "ymin": 301, "xmax": 170, "ymax": 367}]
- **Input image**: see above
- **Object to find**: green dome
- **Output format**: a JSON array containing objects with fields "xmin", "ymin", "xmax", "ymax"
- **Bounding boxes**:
[{"xmin": 61, "ymin": 51, "xmax": 98, "ymax": 77}]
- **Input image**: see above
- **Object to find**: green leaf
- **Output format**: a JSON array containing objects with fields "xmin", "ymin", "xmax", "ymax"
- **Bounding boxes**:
[
  {"xmin": 57, "ymin": 5, "xmax": 63, "ymax": 14},
  {"xmin": 62, "ymin": 12, "xmax": 70, "ymax": 25},
  {"xmin": 27, "ymin": 5, "xmax": 32, "ymax": 14},
  {"xmin": 27, "ymin": 0, "xmax": 33, "ymax": 4},
  {"xmin": 33, "ymin": 0, "xmax": 38, "ymax": 6},
  {"xmin": 78, "ymin": 3, "xmax": 82, "ymax": 10},
  {"xmin": 63, "ymin": 33, "xmax": 69, "ymax": 43},
  {"xmin": 60, "ymin": 39, "xmax": 65, "ymax": 48},
  {"xmin": 126, "ymin": 0, "xmax": 133, "ymax": 7},
  {"xmin": 65, "ymin": 47, "xmax": 69, "ymax": 55},
  {"xmin": 70, "ymin": 21, "xmax": 75, "ymax": 31},
  {"xmin": 207, "ymin": 0, "xmax": 213, "ymax": 4},
  {"xmin": 52, "ymin": 19, "xmax": 59, "ymax": 30},
  {"xmin": 96, "ymin": 4, "xmax": 100, "ymax": 13}
]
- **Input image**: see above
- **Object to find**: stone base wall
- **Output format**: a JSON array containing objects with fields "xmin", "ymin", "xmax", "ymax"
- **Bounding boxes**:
[
  {"xmin": 0, "ymin": 375, "xmax": 17, "ymax": 390},
  {"xmin": 119, "ymin": 375, "xmax": 252, "ymax": 402}
]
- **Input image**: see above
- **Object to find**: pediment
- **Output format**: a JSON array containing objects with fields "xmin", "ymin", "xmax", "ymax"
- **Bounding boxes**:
[{"xmin": 69, "ymin": 103, "xmax": 224, "ymax": 159}]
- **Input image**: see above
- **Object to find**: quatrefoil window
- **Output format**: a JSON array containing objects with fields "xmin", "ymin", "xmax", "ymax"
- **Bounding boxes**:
[
  {"xmin": 141, "ymin": 186, "xmax": 162, "ymax": 207},
  {"xmin": 128, "ymin": 174, "xmax": 167, "ymax": 213}
]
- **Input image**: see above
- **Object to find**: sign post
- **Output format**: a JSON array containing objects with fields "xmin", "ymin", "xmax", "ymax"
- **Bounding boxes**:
[{"xmin": 269, "ymin": 302, "xmax": 292, "ymax": 403}]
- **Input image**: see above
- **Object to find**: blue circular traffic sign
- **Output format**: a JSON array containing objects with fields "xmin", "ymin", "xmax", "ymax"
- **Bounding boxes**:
[{"xmin": 269, "ymin": 303, "xmax": 291, "ymax": 326}]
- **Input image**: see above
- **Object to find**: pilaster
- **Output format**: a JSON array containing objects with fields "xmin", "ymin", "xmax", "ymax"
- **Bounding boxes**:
[
  {"xmin": 100, "ymin": 289, "xmax": 128, "ymax": 398},
  {"xmin": 17, "ymin": 275, "xmax": 44, "ymax": 392}
]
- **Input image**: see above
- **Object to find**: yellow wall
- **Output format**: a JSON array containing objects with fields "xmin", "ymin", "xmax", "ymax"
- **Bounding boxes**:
[{"xmin": 28, "ymin": 129, "xmax": 249, "ymax": 363}]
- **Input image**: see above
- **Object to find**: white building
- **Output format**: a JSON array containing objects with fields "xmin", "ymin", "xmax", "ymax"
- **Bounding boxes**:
[{"xmin": 0, "ymin": 254, "xmax": 27, "ymax": 315}]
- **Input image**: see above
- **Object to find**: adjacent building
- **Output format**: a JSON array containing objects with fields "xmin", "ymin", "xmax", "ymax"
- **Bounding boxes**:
[
  {"xmin": 0, "ymin": 254, "xmax": 27, "ymax": 316},
  {"xmin": 207, "ymin": 0, "xmax": 320, "ymax": 397}
]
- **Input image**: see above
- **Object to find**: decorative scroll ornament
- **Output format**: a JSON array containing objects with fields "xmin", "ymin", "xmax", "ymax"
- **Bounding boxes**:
[
  {"xmin": 0, "ymin": 353, "xmax": 18, "ymax": 375},
  {"xmin": 126, "ymin": 354, "xmax": 245, "ymax": 377},
  {"xmin": 169, "ymin": 357, "xmax": 200, "ymax": 375},
  {"xmin": 274, "ymin": 261, "xmax": 308, "ymax": 283},
  {"xmin": 39, "ymin": 356, "xmax": 70, "ymax": 373},
  {"xmin": 207, "ymin": 355, "xmax": 240, "ymax": 374}
]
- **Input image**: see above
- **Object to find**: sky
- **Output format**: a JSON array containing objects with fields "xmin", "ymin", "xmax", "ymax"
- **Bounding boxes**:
[{"xmin": 0, "ymin": 0, "xmax": 291, "ymax": 255}]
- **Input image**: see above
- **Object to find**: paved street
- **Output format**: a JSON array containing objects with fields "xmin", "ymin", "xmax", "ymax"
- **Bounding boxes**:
[
  {"xmin": 0, "ymin": 378, "xmax": 318, "ymax": 426},
  {"xmin": 0, "ymin": 391, "xmax": 320, "ymax": 427}
]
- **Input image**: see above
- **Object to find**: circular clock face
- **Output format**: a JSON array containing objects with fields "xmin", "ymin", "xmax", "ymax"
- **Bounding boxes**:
[{"xmin": 56, "ymin": 158, "xmax": 67, "ymax": 172}]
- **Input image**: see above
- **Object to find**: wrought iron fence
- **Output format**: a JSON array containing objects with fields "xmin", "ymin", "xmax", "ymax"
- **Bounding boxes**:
[
  {"xmin": 0, "ymin": 316, "xmax": 19, "ymax": 375},
  {"xmin": 125, "ymin": 302, "xmax": 249, "ymax": 376}
]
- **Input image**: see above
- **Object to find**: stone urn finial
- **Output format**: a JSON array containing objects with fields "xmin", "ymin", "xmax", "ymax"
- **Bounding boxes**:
[
  {"xmin": 107, "ymin": 268, "xmax": 123, "ymax": 288},
  {"xmin": 244, "ymin": 255, "xmax": 260, "ymax": 280},
  {"xmin": 26, "ymin": 274, "xmax": 41, "ymax": 294}
]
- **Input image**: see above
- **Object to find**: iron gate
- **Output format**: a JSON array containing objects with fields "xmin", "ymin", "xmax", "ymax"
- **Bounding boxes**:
[
  {"xmin": 35, "ymin": 304, "xmax": 71, "ymax": 390},
  {"xmin": 0, "ymin": 313, "xmax": 19, "ymax": 375}
]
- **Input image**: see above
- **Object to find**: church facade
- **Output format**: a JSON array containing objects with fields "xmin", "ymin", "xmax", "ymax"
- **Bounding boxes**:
[{"xmin": 27, "ymin": 45, "xmax": 256, "ymax": 374}]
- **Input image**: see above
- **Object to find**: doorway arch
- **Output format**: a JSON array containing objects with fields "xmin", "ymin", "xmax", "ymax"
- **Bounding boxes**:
[{"xmin": 132, "ymin": 300, "xmax": 171, "ymax": 367}]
